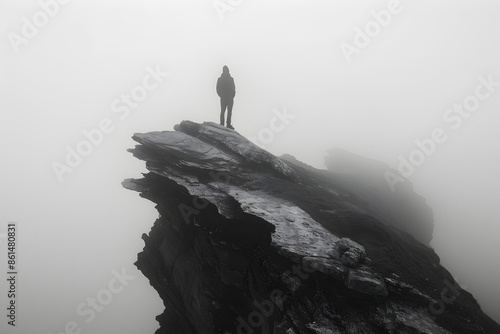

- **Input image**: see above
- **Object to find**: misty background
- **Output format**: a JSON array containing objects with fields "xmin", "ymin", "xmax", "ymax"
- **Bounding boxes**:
[{"xmin": 1, "ymin": 0, "xmax": 500, "ymax": 333}]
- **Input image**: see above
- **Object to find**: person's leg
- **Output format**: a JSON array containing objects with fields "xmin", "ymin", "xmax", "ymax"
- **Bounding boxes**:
[
  {"xmin": 226, "ymin": 98, "xmax": 234, "ymax": 126},
  {"xmin": 220, "ymin": 97, "xmax": 226, "ymax": 125}
]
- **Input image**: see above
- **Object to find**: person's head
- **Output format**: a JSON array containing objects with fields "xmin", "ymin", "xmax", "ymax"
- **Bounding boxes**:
[{"xmin": 222, "ymin": 65, "xmax": 229, "ymax": 74}]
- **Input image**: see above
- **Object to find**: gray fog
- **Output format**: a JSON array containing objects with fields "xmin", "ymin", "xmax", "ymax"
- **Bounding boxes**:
[{"xmin": 1, "ymin": 0, "xmax": 499, "ymax": 333}]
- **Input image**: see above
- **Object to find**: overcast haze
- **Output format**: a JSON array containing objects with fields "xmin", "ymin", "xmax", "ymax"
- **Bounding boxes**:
[{"xmin": 1, "ymin": 0, "xmax": 500, "ymax": 333}]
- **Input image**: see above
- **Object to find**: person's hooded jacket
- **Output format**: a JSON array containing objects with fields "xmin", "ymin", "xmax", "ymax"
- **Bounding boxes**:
[{"xmin": 216, "ymin": 66, "xmax": 236, "ymax": 99}]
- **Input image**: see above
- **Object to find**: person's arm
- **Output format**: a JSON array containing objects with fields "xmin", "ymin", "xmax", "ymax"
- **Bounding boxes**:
[
  {"xmin": 216, "ymin": 78, "xmax": 221, "ymax": 97},
  {"xmin": 232, "ymin": 78, "xmax": 236, "ymax": 97}
]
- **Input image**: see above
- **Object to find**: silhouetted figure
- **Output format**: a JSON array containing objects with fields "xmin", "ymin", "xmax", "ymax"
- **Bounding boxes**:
[{"xmin": 216, "ymin": 65, "xmax": 236, "ymax": 129}]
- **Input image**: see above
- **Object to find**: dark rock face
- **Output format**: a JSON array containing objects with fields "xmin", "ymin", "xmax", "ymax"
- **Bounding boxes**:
[
  {"xmin": 320, "ymin": 148, "xmax": 434, "ymax": 244},
  {"xmin": 123, "ymin": 121, "xmax": 500, "ymax": 334}
]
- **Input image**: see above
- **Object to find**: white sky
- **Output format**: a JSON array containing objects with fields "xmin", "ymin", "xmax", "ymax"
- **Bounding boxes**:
[{"xmin": 1, "ymin": 1, "xmax": 500, "ymax": 333}]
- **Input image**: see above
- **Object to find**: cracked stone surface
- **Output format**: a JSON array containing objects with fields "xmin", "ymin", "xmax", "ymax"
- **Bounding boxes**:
[{"xmin": 123, "ymin": 120, "xmax": 500, "ymax": 334}]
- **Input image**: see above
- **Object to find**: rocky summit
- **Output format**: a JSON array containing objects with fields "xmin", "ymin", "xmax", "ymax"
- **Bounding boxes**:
[{"xmin": 123, "ymin": 120, "xmax": 500, "ymax": 334}]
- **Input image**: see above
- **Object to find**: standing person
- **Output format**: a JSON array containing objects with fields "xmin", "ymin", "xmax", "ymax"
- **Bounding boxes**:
[{"xmin": 216, "ymin": 65, "xmax": 236, "ymax": 129}]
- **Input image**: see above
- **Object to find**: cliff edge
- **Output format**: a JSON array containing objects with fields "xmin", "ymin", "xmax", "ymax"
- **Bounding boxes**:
[{"xmin": 123, "ymin": 120, "xmax": 499, "ymax": 334}]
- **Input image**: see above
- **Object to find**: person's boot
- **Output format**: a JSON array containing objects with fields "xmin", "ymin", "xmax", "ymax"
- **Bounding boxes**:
[{"xmin": 226, "ymin": 124, "xmax": 234, "ymax": 130}]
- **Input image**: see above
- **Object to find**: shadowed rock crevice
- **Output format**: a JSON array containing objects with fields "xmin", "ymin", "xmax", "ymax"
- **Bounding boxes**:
[{"xmin": 123, "ymin": 120, "xmax": 500, "ymax": 334}]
